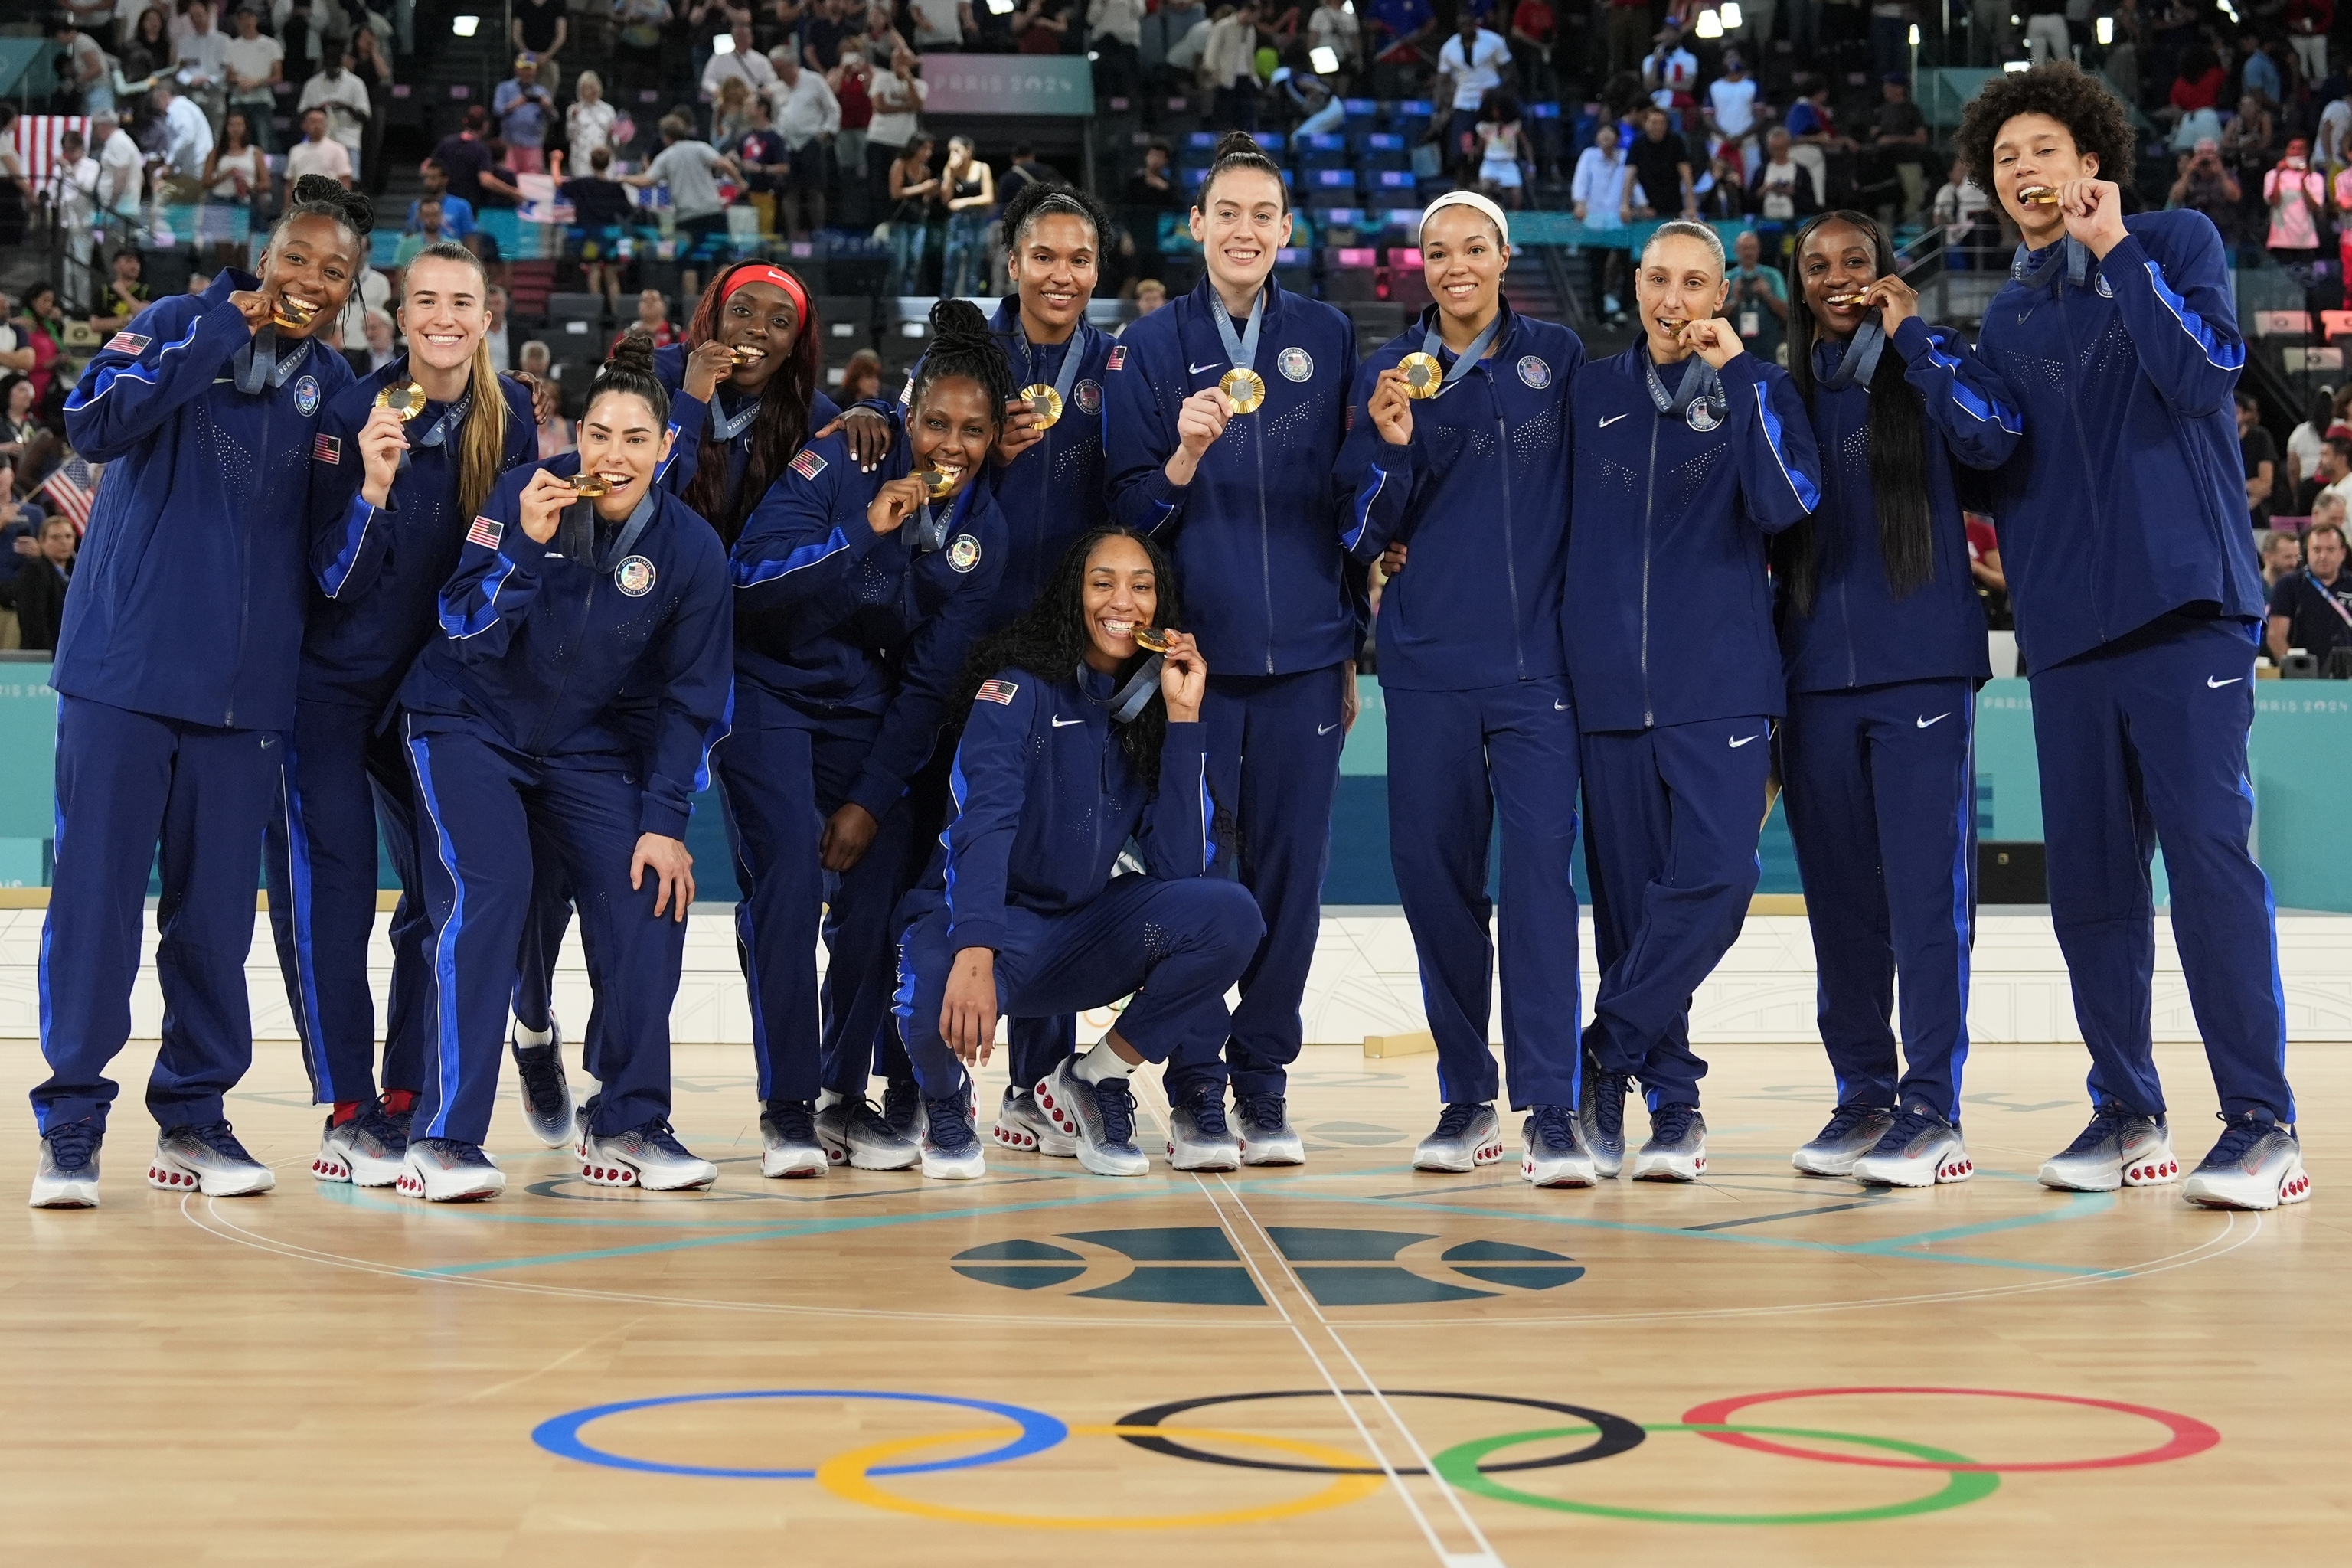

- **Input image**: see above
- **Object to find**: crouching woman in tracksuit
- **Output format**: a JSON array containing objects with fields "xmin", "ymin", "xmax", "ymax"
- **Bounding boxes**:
[
  {"xmin": 1566, "ymin": 220, "xmax": 1822, "ymax": 1187},
  {"xmin": 1336, "ymin": 191, "xmax": 1594, "ymax": 1187},
  {"xmin": 1775, "ymin": 211, "xmax": 2021, "ymax": 1188},
  {"xmin": 894, "ymin": 525, "xmax": 1265, "ymax": 1178},
  {"xmin": 721, "ymin": 299, "xmax": 1008, "ymax": 1180},
  {"xmin": 392, "ymin": 338, "xmax": 733, "ymax": 1201}
]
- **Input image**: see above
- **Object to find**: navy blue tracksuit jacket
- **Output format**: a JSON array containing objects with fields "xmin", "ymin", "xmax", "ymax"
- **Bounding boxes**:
[
  {"xmin": 895, "ymin": 668, "xmax": 1262, "ymax": 1101},
  {"xmin": 654, "ymin": 340, "xmax": 843, "ymax": 505},
  {"xmin": 265, "ymin": 360, "xmax": 540, "ymax": 1107},
  {"xmin": 981, "ymin": 299, "xmax": 1116, "ymax": 625},
  {"xmin": 1569, "ymin": 342, "xmax": 1822, "ymax": 1111},
  {"xmin": 394, "ymin": 459, "xmax": 733, "ymax": 1145},
  {"xmin": 721, "ymin": 418, "xmax": 1008, "ymax": 1104},
  {"xmin": 1104, "ymin": 275, "xmax": 1359, "ymax": 1102},
  {"xmin": 1776, "ymin": 316, "xmax": 2019, "ymax": 1123},
  {"xmin": 1336, "ymin": 302, "xmax": 1586, "ymax": 1109},
  {"xmin": 1975, "ymin": 210, "xmax": 2291, "ymax": 1123},
  {"xmin": 34, "ymin": 273, "xmax": 353, "ymax": 1135}
]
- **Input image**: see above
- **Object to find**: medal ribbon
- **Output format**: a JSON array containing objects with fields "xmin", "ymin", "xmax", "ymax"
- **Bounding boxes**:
[
  {"xmin": 398, "ymin": 390, "xmax": 473, "ymax": 471},
  {"xmin": 1210, "ymin": 286, "xmax": 1265, "ymax": 376},
  {"xmin": 1023, "ymin": 322, "xmax": 1096, "ymax": 414},
  {"xmin": 2010, "ymin": 236, "xmax": 2092, "ymax": 293},
  {"xmin": 1818, "ymin": 319, "xmax": 1886, "ymax": 391},
  {"xmin": 1645, "ymin": 347, "xmax": 1723, "ymax": 420},
  {"xmin": 232, "ymin": 328, "xmax": 309, "ymax": 394},
  {"xmin": 1084, "ymin": 657, "xmax": 1166, "ymax": 724},
  {"xmin": 560, "ymin": 483, "xmax": 658, "ymax": 573},
  {"xmin": 711, "ymin": 388, "xmax": 760, "ymax": 443},
  {"xmin": 2314, "ymin": 570, "xmax": 2352, "ymax": 630},
  {"xmin": 1420, "ymin": 309, "xmax": 1505, "ymax": 395},
  {"xmin": 910, "ymin": 476, "xmax": 971, "ymax": 554}
]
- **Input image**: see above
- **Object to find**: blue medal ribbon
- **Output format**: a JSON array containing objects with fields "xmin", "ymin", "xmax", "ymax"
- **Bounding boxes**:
[
  {"xmin": 710, "ymin": 389, "xmax": 760, "ymax": 443},
  {"xmin": 397, "ymin": 390, "xmax": 473, "ymax": 472},
  {"xmin": 1420, "ymin": 309, "xmax": 1505, "ymax": 395},
  {"xmin": 2011, "ymin": 236, "xmax": 2092, "ymax": 293},
  {"xmin": 232, "ymin": 328, "xmax": 309, "ymax": 394},
  {"xmin": 1209, "ymin": 287, "xmax": 1266, "ymax": 375},
  {"xmin": 1645, "ymin": 346, "xmax": 1723, "ymax": 420},
  {"xmin": 1023, "ymin": 322, "xmax": 1097, "ymax": 414},
  {"xmin": 1085, "ymin": 657, "xmax": 1165, "ymax": 724},
  {"xmin": 1818, "ymin": 318, "xmax": 1886, "ymax": 391}
]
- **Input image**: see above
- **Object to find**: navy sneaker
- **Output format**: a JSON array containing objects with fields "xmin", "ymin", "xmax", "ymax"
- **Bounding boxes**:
[
  {"xmin": 2038, "ymin": 1106, "xmax": 2177, "ymax": 1191},
  {"xmin": 920, "ymin": 1092, "xmax": 985, "ymax": 1181},
  {"xmin": 1234, "ymin": 1092, "xmax": 1305, "ymax": 1166},
  {"xmin": 882, "ymin": 1078, "xmax": 923, "ymax": 1140},
  {"xmin": 150, "ymin": 1119, "xmax": 275, "ymax": 1196},
  {"xmin": 1167, "ymin": 1085, "xmax": 1241, "ymax": 1171},
  {"xmin": 511, "ymin": 1018, "xmax": 574, "ymax": 1148},
  {"xmin": 759, "ymin": 1099, "xmax": 827, "ymax": 1178},
  {"xmin": 2182, "ymin": 1110, "xmax": 2311, "ymax": 1210},
  {"xmin": 1579, "ymin": 1061, "xmax": 1632, "ymax": 1178},
  {"xmin": 1632, "ymin": 1102, "xmax": 1707, "ymax": 1182},
  {"xmin": 1037, "ymin": 1060, "xmax": 1148, "ymax": 1177},
  {"xmin": 1853, "ymin": 1105, "xmax": 1973, "ymax": 1187},
  {"xmin": 1791, "ymin": 1102, "xmax": 1896, "ymax": 1177},
  {"xmin": 1521, "ymin": 1104, "xmax": 1596, "ymax": 1187},
  {"xmin": 1414, "ymin": 1102, "xmax": 1503, "ymax": 1172},
  {"xmin": 30, "ymin": 1118, "xmax": 103, "ymax": 1208}
]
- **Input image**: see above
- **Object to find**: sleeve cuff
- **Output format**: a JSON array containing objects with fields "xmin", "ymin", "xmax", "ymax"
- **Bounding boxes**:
[
  {"xmin": 1889, "ymin": 314, "xmax": 1937, "ymax": 361},
  {"xmin": 501, "ymin": 525, "xmax": 555, "ymax": 569},
  {"xmin": 946, "ymin": 916, "xmax": 1008, "ymax": 955},
  {"xmin": 2097, "ymin": 231, "xmax": 2151, "ymax": 283},
  {"xmin": 844, "ymin": 769, "xmax": 904, "ymax": 822},
  {"xmin": 1715, "ymin": 349, "xmax": 1769, "ymax": 393},
  {"xmin": 1142, "ymin": 466, "xmax": 1191, "ymax": 518},
  {"xmin": 638, "ymin": 796, "xmax": 691, "ymax": 839}
]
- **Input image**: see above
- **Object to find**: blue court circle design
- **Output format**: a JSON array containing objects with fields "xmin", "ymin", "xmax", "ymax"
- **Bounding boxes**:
[{"xmin": 531, "ymin": 1390, "xmax": 1067, "ymax": 1479}]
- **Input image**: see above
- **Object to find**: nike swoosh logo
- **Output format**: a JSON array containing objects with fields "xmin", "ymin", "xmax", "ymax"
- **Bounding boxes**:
[
  {"xmin": 1189, "ymin": 360, "xmax": 1222, "ymax": 374},
  {"xmin": 1729, "ymin": 733, "xmax": 1761, "ymax": 747},
  {"xmin": 1051, "ymin": 716, "xmax": 1084, "ymax": 727},
  {"xmin": 1917, "ymin": 713, "xmax": 1951, "ymax": 729},
  {"xmin": 1553, "ymin": 699, "xmax": 1570, "ymax": 710},
  {"xmin": 1599, "ymin": 413, "xmax": 1628, "ymax": 427},
  {"xmin": 2207, "ymin": 675, "xmax": 2243, "ymax": 688},
  {"xmin": 1318, "ymin": 721, "xmax": 1341, "ymax": 735}
]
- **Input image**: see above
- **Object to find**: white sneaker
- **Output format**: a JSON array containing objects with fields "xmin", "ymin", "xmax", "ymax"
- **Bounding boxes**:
[
  {"xmin": 149, "ymin": 1121, "xmax": 276, "ymax": 1197},
  {"xmin": 1521, "ymin": 1106, "xmax": 1597, "ymax": 1188},
  {"xmin": 992, "ymin": 1086, "xmax": 1076, "ymax": 1156},
  {"xmin": 1234, "ymin": 1093, "xmax": 1305, "ymax": 1166},
  {"xmin": 919, "ymin": 1092, "xmax": 987, "ymax": 1181},
  {"xmin": 29, "ymin": 1121, "xmax": 103, "ymax": 1208},
  {"xmin": 1632, "ymin": 1104, "xmax": 1707, "ymax": 1182},
  {"xmin": 311, "ymin": 1102, "xmax": 408, "ymax": 1187},
  {"xmin": 2037, "ymin": 1108, "xmax": 2178, "ymax": 1192},
  {"xmin": 581, "ymin": 1119, "xmax": 718, "ymax": 1191},
  {"xmin": 1166, "ymin": 1093, "xmax": 1243, "ymax": 1171},
  {"xmin": 1415, "ymin": 1102, "xmax": 1504, "ymax": 1173},
  {"xmin": 2181, "ymin": 1113, "xmax": 2312, "ymax": 1210},
  {"xmin": 815, "ymin": 1092, "xmax": 920, "ymax": 1171},
  {"xmin": 758, "ymin": 1100, "xmax": 828, "ymax": 1178},
  {"xmin": 398, "ymin": 1138, "xmax": 508, "ymax": 1202},
  {"xmin": 1791, "ymin": 1103, "xmax": 1896, "ymax": 1177},
  {"xmin": 1851, "ymin": 1107, "xmax": 1974, "ymax": 1188}
]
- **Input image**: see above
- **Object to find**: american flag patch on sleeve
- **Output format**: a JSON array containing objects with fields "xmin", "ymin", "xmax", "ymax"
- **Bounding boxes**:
[
  {"xmin": 103, "ymin": 332, "xmax": 152, "ymax": 356},
  {"xmin": 466, "ymin": 515, "xmax": 504, "ymax": 548},
  {"xmin": 975, "ymin": 679, "xmax": 1020, "ymax": 706},
  {"xmin": 313, "ymin": 433, "xmax": 342, "ymax": 464},
  {"xmin": 790, "ymin": 449, "xmax": 828, "ymax": 481},
  {"xmin": 1107, "ymin": 345, "xmax": 1127, "ymax": 371}
]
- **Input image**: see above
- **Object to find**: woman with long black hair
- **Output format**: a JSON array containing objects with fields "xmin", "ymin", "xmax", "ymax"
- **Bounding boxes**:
[
  {"xmin": 1775, "ymin": 209, "xmax": 2020, "ymax": 1187},
  {"xmin": 895, "ymin": 526, "xmax": 1261, "ymax": 1178},
  {"xmin": 723, "ymin": 299, "xmax": 1011, "ymax": 1178}
]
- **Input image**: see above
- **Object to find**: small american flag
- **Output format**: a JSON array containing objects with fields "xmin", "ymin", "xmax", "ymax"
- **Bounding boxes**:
[
  {"xmin": 103, "ymin": 332, "xmax": 152, "ymax": 357},
  {"xmin": 38, "ymin": 455, "xmax": 96, "ymax": 534},
  {"xmin": 313, "ymin": 433, "xmax": 342, "ymax": 465},
  {"xmin": 1107, "ymin": 346, "xmax": 1127, "ymax": 371},
  {"xmin": 789, "ymin": 449, "xmax": 827, "ymax": 481},
  {"xmin": 466, "ymin": 515, "xmax": 504, "ymax": 548},
  {"xmin": 975, "ymin": 679, "xmax": 1019, "ymax": 706}
]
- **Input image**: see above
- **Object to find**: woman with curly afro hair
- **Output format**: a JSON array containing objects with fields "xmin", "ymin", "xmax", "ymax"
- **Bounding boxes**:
[{"xmin": 1957, "ymin": 62, "xmax": 2307, "ymax": 1212}]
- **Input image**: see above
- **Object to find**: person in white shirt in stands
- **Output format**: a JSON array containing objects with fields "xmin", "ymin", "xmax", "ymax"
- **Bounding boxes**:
[
  {"xmin": 48, "ymin": 17, "xmax": 113, "ymax": 116},
  {"xmin": 1435, "ymin": 11, "xmax": 1511, "ymax": 175},
  {"xmin": 173, "ymin": 0, "xmax": 232, "ymax": 130},
  {"xmin": 864, "ymin": 46, "xmax": 927, "ymax": 211},
  {"xmin": 222, "ymin": 5, "xmax": 283, "ymax": 152},
  {"xmin": 1929, "ymin": 154, "xmax": 1994, "ymax": 263},
  {"xmin": 286, "ymin": 106, "xmax": 355, "ymax": 187},
  {"xmin": 908, "ymin": 0, "xmax": 974, "ymax": 52},
  {"xmin": 766, "ymin": 50, "xmax": 842, "ymax": 238},
  {"xmin": 485, "ymin": 282, "xmax": 512, "ymax": 372},
  {"xmin": 2318, "ymin": 94, "xmax": 2352, "ymax": 169},
  {"xmin": 1704, "ymin": 49, "xmax": 1759, "ymax": 172},
  {"xmin": 1642, "ymin": 18, "xmax": 1698, "ymax": 109},
  {"xmin": 1570, "ymin": 120, "xmax": 1636, "ymax": 322},
  {"xmin": 152, "ymin": 77, "xmax": 217, "ymax": 200},
  {"xmin": 702, "ymin": 18, "xmax": 778, "ymax": 106},
  {"xmin": 299, "ymin": 47, "xmax": 373, "ymax": 162},
  {"xmin": 91, "ymin": 106, "xmax": 143, "ymax": 224},
  {"xmin": 1308, "ymin": 0, "xmax": 1362, "ymax": 80},
  {"xmin": 50, "ymin": 129, "xmax": 104, "ymax": 314},
  {"xmin": 567, "ymin": 70, "xmax": 619, "ymax": 175}
]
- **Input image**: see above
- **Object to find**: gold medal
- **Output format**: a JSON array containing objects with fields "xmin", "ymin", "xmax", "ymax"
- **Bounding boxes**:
[
  {"xmin": 729, "ymin": 345, "xmax": 766, "ymax": 367},
  {"xmin": 1132, "ymin": 626, "xmax": 1172, "ymax": 652},
  {"xmin": 1219, "ymin": 368, "xmax": 1266, "ymax": 414},
  {"xmin": 1021, "ymin": 384, "xmax": 1063, "ymax": 430},
  {"xmin": 1397, "ymin": 351, "xmax": 1445, "ymax": 400},
  {"xmin": 570, "ymin": 472, "xmax": 612, "ymax": 497},
  {"xmin": 270, "ymin": 296, "xmax": 315, "ymax": 332},
  {"xmin": 375, "ymin": 381, "xmax": 426, "ymax": 420},
  {"xmin": 2017, "ymin": 185, "xmax": 2060, "ymax": 205},
  {"xmin": 1824, "ymin": 292, "xmax": 1870, "ymax": 308},
  {"xmin": 916, "ymin": 465, "xmax": 958, "ymax": 499}
]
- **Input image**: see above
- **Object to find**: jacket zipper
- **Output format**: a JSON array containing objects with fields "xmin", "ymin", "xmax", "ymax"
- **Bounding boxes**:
[
  {"xmin": 526, "ymin": 567, "xmax": 598, "ymax": 756},
  {"xmin": 1639, "ymin": 411, "xmax": 1658, "ymax": 727},
  {"xmin": 1255, "ymin": 407, "xmax": 1274, "ymax": 675},
  {"xmin": 2054, "ymin": 287, "xmax": 2111, "ymax": 647},
  {"xmin": 1486, "ymin": 364, "xmax": 1526, "ymax": 680},
  {"xmin": 233, "ymin": 387, "xmax": 269, "ymax": 727}
]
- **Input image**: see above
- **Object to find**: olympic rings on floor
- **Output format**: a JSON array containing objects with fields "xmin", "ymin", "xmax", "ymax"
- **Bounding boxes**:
[
  {"xmin": 529, "ymin": 1389, "xmax": 1067, "ymax": 1479},
  {"xmin": 815, "ymin": 1424, "xmax": 1387, "ymax": 1529},
  {"xmin": 1678, "ymin": 1387, "xmax": 2223, "ymax": 1473},
  {"xmin": 1114, "ymin": 1389, "xmax": 1646, "ymax": 1476},
  {"xmin": 1432, "ymin": 1423, "xmax": 2003, "ymax": 1526}
]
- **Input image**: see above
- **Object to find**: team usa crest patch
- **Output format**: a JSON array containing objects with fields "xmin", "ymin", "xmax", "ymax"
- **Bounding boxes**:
[
  {"xmin": 1277, "ymin": 346, "xmax": 1314, "ymax": 382},
  {"xmin": 466, "ymin": 515, "xmax": 504, "ymax": 548},
  {"xmin": 976, "ymin": 678, "xmax": 1019, "ymax": 705},
  {"xmin": 2095, "ymin": 271, "xmax": 2115, "ymax": 298},
  {"xmin": 1106, "ymin": 345, "xmax": 1127, "ymax": 371},
  {"xmin": 313, "ymin": 433, "xmax": 342, "ymax": 464},
  {"xmin": 294, "ymin": 375, "xmax": 320, "ymax": 416},
  {"xmin": 790, "ymin": 449, "xmax": 828, "ymax": 481},
  {"xmin": 103, "ymin": 332, "xmax": 151, "ymax": 356},
  {"xmin": 1687, "ymin": 400, "xmax": 1722, "ymax": 432},
  {"xmin": 1073, "ymin": 378, "xmax": 1102, "ymax": 415},
  {"xmin": 1517, "ymin": 355, "xmax": 1551, "ymax": 389},
  {"xmin": 948, "ymin": 534, "xmax": 982, "ymax": 573},
  {"xmin": 613, "ymin": 555, "xmax": 657, "ymax": 596}
]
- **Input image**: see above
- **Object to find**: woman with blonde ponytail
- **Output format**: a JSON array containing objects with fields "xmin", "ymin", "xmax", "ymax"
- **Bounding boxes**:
[{"xmin": 262, "ymin": 241, "xmax": 541, "ymax": 1191}]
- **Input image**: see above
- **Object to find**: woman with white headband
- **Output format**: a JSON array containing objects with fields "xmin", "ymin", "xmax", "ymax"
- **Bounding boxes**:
[{"xmin": 1335, "ymin": 190, "xmax": 1592, "ymax": 1187}]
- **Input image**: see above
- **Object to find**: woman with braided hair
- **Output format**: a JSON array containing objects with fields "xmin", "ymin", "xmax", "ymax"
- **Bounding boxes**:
[
  {"xmin": 722, "ymin": 299, "xmax": 1010, "ymax": 1178},
  {"xmin": 32, "ymin": 174, "xmax": 370, "ymax": 1207}
]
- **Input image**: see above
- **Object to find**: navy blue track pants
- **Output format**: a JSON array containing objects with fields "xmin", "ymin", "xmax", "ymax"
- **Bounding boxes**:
[
  {"xmin": 1579, "ymin": 716, "xmax": 1772, "ymax": 1110},
  {"xmin": 1780, "ymin": 678, "xmax": 1978, "ymax": 1122},
  {"xmin": 263, "ymin": 699, "xmax": 430, "ymax": 1105},
  {"xmin": 32, "ymin": 695, "xmax": 280, "ymax": 1132},
  {"xmin": 894, "ymin": 876, "xmax": 1266, "ymax": 1099},
  {"xmin": 1385, "ymin": 677, "xmax": 1582, "ymax": 1109},
  {"xmin": 403, "ymin": 719, "xmax": 689, "ymax": 1145},
  {"xmin": 2030, "ymin": 619, "xmax": 2293, "ymax": 1122},
  {"xmin": 1165, "ymin": 663, "xmax": 1347, "ymax": 1102},
  {"xmin": 716, "ymin": 688, "xmax": 913, "ymax": 1107}
]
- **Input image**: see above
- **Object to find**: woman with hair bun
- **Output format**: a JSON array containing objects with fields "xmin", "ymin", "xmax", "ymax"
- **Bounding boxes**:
[
  {"xmin": 264, "ymin": 239, "xmax": 544, "ymax": 1190},
  {"xmin": 1103, "ymin": 129, "xmax": 1359, "ymax": 1173},
  {"xmin": 31, "ymin": 174, "xmax": 370, "ymax": 1209},
  {"xmin": 723, "ymin": 298, "xmax": 1011, "ymax": 1180},
  {"xmin": 387, "ymin": 336, "xmax": 734, "ymax": 1202}
]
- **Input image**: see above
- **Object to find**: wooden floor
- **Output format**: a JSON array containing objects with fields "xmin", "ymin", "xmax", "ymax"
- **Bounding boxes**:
[{"xmin": 4, "ymin": 1034, "xmax": 2346, "ymax": 1563}]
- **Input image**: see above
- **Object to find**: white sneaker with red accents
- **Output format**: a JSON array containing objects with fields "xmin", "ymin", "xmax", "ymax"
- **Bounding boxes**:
[{"xmin": 1851, "ymin": 1106, "xmax": 1973, "ymax": 1188}]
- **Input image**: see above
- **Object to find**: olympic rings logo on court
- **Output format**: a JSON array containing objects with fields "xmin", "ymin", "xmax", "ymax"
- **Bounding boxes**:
[{"xmin": 529, "ymin": 1386, "xmax": 2221, "ymax": 1529}]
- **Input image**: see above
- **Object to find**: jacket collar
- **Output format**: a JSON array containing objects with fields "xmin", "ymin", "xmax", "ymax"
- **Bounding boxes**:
[
  {"xmin": 1183, "ymin": 272, "xmax": 1289, "ymax": 333},
  {"xmin": 1411, "ymin": 294, "xmax": 1517, "ymax": 366}
]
